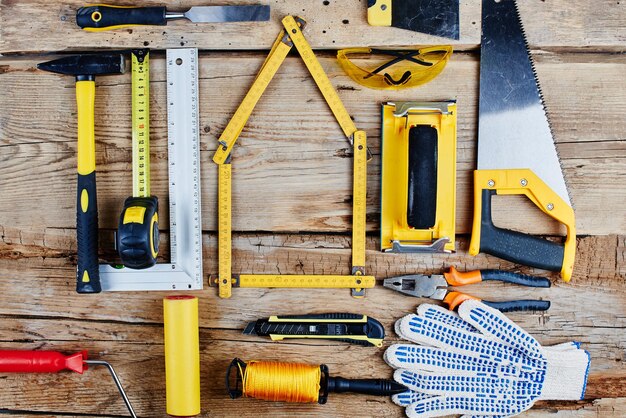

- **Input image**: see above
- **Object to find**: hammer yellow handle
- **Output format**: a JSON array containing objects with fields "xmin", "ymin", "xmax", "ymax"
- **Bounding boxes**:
[{"xmin": 75, "ymin": 80, "xmax": 100, "ymax": 293}]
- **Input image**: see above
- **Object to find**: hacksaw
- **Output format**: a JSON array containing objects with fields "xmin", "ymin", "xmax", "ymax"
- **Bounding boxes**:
[
  {"xmin": 211, "ymin": 16, "xmax": 372, "ymax": 298},
  {"xmin": 100, "ymin": 48, "xmax": 203, "ymax": 291}
]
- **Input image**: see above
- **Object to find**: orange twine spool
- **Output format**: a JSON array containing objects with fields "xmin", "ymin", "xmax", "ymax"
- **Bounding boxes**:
[{"xmin": 241, "ymin": 360, "xmax": 321, "ymax": 403}]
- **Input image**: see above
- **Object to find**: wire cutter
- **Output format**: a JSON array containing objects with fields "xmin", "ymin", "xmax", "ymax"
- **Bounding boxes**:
[{"xmin": 383, "ymin": 267, "xmax": 551, "ymax": 312}]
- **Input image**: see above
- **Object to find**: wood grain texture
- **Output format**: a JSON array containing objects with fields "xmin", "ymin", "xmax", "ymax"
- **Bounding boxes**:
[
  {"xmin": 0, "ymin": 234, "xmax": 624, "ymax": 416},
  {"xmin": 1, "ymin": 52, "xmax": 625, "ymax": 237},
  {"xmin": 1, "ymin": 2, "xmax": 625, "ymax": 416},
  {"xmin": 1, "ymin": 1, "xmax": 625, "ymax": 54}
]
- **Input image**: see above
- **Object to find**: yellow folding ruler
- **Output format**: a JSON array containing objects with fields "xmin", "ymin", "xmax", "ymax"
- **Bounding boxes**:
[{"xmin": 212, "ymin": 15, "xmax": 372, "ymax": 298}]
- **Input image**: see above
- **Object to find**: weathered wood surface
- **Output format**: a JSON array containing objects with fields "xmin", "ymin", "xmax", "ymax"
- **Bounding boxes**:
[
  {"xmin": 1, "ymin": 52, "xmax": 625, "ymax": 237},
  {"xmin": 1, "ymin": 0, "xmax": 626, "ymax": 416},
  {"xmin": 0, "ymin": 234, "xmax": 625, "ymax": 416},
  {"xmin": 1, "ymin": 0, "xmax": 625, "ymax": 54}
]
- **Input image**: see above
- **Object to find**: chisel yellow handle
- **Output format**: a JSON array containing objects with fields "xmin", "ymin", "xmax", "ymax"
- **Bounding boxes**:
[{"xmin": 76, "ymin": 80, "xmax": 101, "ymax": 293}]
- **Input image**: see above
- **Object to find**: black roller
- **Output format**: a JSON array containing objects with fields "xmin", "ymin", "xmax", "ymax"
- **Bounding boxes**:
[{"xmin": 407, "ymin": 125, "xmax": 438, "ymax": 229}]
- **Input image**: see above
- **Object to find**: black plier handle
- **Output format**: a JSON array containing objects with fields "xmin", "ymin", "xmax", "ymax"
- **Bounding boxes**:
[{"xmin": 443, "ymin": 267, "xmax": 551, "ymax": 312}]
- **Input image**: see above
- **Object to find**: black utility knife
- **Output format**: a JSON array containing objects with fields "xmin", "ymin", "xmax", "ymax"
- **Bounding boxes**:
[{"xmin": 243, "ymin": 313, "xmax": 385, "ymax": 347}]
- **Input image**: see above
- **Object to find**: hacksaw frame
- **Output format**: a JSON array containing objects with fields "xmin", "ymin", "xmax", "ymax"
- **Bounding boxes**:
[
  {"xmin": 100, "ymin": 48, "xmax": 203, "ymax": 291},
  {"xmin": 212, "ymin": 16, "xmax": 373, "ymax": 298}
]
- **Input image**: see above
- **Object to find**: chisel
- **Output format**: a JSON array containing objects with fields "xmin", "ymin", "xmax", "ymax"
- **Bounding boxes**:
[
  {"xmin": 77, "ymin": 4, "xmax": 270, "ymax": 31},
  {"xmin": 243, "ymin": 313, "xmax": 385, "ymax": 347}
]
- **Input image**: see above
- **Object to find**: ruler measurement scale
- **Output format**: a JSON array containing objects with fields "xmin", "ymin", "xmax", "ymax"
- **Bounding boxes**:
[
  {"xmin": 131, "ymin": 50, "xmax": 150, "ymax": 197},
  {"xmin": 213, "ymin": 16, "xmax": 372, "ymax": 298},
  {"xmin": 100, "ymin": 48, "xmax": 203, "ymax": 291},
  {"xmin": 218, "ymin": 163, "xmax": 232, "ymax": 297}
]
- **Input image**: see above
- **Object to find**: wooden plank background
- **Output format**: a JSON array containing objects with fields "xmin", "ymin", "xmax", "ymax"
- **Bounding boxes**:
[{"xmin": 1, "ymin": 0, "xmax": 625, "ymax": 417}]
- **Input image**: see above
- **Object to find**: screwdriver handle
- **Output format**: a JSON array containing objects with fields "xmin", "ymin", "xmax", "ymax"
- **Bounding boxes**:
[
  {"xmin": 0, "ymin": 350, "xmax": 86, "ymax": 374},
  {"xmin": 326, "ymin": 376, "xmax": 408, "ymax": 396},
  {"xmin": 77, "ymin": 5, "xmax": 167, "ymax": 31}
]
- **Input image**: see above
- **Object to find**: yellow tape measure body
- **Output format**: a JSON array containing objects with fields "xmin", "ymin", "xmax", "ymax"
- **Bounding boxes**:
[{"xmin": 214, "ymin": 16, "xmax": 370, "ymax": 297}]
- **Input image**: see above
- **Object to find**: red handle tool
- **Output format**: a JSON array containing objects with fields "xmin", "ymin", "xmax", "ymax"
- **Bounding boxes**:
[
  {"xmin": 0, "ymin": 350, "xmax": 87, "ymax": 374},
  {"xmin": 0, "ymin": 350, "xmax": 136, "ymax": 417}
]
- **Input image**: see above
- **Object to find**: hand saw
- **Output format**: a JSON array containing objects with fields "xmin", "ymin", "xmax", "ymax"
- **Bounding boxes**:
[
  {"xmin": 470, "ymin": 0, "xmax": 575, "ymax": 281},
  {"xmin": 243, "ymin": 313, "xmax": 385, "ymax": 347}
]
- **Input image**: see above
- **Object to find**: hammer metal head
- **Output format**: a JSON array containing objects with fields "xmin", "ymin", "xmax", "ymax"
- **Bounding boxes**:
[{"xmin": 37, "ymin": 53, "xmax": 125, "ymax": 80}]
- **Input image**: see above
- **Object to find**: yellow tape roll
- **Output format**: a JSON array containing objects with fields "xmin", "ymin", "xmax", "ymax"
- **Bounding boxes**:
[{"xmin": 164, "ymin": 296, "xmax": 200, "ymax": 416}]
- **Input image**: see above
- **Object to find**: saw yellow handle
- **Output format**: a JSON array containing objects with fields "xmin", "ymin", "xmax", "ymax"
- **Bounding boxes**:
[
  {"xmin": 75, "ymin": 80, "xmax": 100, "ymax": 293},
  {"xmin": 469, "ymin": 169, "xmax": 576, "ymax": 281}
]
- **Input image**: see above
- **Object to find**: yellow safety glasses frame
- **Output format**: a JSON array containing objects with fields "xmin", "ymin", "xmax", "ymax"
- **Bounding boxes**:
[{"xmin": 337, "ymin": 46, "xmax": 452, "ymax": 90}]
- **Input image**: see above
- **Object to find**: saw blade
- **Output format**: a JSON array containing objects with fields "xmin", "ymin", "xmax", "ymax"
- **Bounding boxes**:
[
  {"xmin": 184, "ymin": 5, "xmax": 270, "ymax": 23},
  {"xmin": 478, "ymin": 0, "xmax": 570, "ymax": 205}
]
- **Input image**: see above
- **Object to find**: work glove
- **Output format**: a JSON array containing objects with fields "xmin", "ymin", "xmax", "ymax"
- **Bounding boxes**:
[{"xmin": 384, "ymin": 301, "xmax": 590, "ymax": 418}]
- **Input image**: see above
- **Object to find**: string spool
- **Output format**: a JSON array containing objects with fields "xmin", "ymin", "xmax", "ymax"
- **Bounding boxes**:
[{"xmin": 227, "ymin": 358, "xmax": 328, "ymax": 404}]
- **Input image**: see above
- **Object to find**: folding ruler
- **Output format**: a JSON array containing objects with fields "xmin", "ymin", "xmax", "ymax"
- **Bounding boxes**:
[
  {"xmin": 211, "ymin": 16, "xmax": 373, "ymax": 298},
  {"xmin": 100, "ymin": 48, "xmax": 203, "ymax": 291}
]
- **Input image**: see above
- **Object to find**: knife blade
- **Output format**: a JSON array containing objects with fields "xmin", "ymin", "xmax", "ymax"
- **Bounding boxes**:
[
  {"xmin": 243, "ymin": 313, "xmax": 385, "ymax": 347},
  {"xmin": 76, "ymin": 4, "xmax": 270, "ymax": 31}
]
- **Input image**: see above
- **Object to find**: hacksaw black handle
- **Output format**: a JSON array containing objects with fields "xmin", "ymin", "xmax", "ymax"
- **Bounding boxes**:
[
  {"xmin": 483, "ymin": 300, "xmax": 551, "ymax": 313},
  {"xmin": 76, "ymin": 172, "xmax": 101, "ymax": 293},
  {"xmin": 76, "ymin": 5, "xmax": 167, "ymax": 30},
  {"xmin": 477, "ymin": 190, "xmax": 565, "ymax": 272}
]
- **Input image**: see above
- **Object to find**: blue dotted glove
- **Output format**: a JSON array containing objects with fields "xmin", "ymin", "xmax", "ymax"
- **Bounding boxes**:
[{"xmin": 385, "ymin": 301, "xmax": 590, "ymax": 418}]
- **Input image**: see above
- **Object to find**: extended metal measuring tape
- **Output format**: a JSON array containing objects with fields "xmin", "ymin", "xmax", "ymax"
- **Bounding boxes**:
[
  {"xmin": 212, "ymin": 16, "xmax": 372, "ymax": 298},
  {"xmin": 100, "ymin": 48, "xmax": 203, "ymax": 291}
]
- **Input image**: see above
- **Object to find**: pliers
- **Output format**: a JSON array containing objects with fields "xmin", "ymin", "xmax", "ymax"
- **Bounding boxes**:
[{"xmin": 383, "ymin": 267, "xmax": 551, "ymax": 312}]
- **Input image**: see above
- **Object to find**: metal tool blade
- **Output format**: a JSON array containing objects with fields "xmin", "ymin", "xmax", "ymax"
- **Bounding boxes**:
[
  {"xmin": 242, "ymin": 322, "xmax": 257, "ymax": 335},
  {"xmin": 391, "ymin": 0, "xmax": 459, "ymax": 39},
  {"xmin": 478, "ymin": 0, "xmax": 570, "ymax": 205},
  {"xmin": 383, "ymin": 275, "xmax": 448, "ymax": 300},
  {"xmin": 184, "ymin": 5, "xmax": 270, "ymax": 23}
]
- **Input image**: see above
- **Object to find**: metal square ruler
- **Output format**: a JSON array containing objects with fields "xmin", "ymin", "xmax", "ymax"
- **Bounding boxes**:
[{"xmin": 100, "ymin": 48, "xmax": 203, "ymax": 291}]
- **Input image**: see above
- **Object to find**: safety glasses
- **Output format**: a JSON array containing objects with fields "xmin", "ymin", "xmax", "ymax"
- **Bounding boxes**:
[{"xmin": 337, "ymin": 46, "xmax": 452, "ymax": 90}]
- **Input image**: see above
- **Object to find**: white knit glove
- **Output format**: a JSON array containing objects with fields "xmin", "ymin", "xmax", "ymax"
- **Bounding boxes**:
[{"xmin": 385, "ymin": 301, "xmax": 590, "ymax": 418}]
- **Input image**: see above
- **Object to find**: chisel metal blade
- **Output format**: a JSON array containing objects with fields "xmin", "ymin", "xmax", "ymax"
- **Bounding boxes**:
[
  {"xmin": 478, "ymin": 0, "xmax": 569, "ymax": 205},
  {"xmin": 183, "ymin": 5, "xmax": 270, "ymax": 23}
]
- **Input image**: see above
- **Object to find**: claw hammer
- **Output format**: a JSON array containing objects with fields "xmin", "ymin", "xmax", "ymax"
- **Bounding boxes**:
[{"xmin": 38, "ymin": 54, "xmax": 125, "ymax": 293}]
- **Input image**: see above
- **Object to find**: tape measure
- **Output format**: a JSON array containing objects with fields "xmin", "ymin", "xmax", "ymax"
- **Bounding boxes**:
[
  {"xmin": 213, "ymin": 16, "xmax": 370, "ymax": 298},
  {"xmin": 117, "ymin": 49, "xmax": 159, "ymax": 269},
  {"xmin": 100, "ymin": 48, "xmax": 203, "ymax": 291}
]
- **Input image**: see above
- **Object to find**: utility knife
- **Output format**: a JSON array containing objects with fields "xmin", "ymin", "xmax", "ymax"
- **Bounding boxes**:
[{"xmin": 243, "ymin": 313, "xmax": 384, "ymax": 347}]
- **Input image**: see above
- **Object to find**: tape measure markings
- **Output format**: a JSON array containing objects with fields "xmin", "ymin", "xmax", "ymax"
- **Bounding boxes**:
[
  {"xmin": 351, "ymin": 130, "xmax": 367, "ymax": 271},
  {"xmin": 166, "ymin": 48, "xmax": 202, "ymax": 286},
  {"xmin": 131, "ymin": 49, "xmax": 150, "ymax": 197},
  {"xmin": 238, "ymin": 275, "xmax": 375, "ymax": 288},
  {"xmin": 213, "ymin": 17, "xmax": 370, "ymax": 297},
  {"xmin": 218, "ymin": 163, "xmax": 232, "ymax": 298},
  {"xmin": 283, "ymin": 16, "xmax": 357, "ymax": 141}
]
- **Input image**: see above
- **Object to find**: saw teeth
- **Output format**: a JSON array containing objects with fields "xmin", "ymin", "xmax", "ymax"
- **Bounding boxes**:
[{"xmin": 512, "ymin": 0, "xmax": 573, "ymax": 208}]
